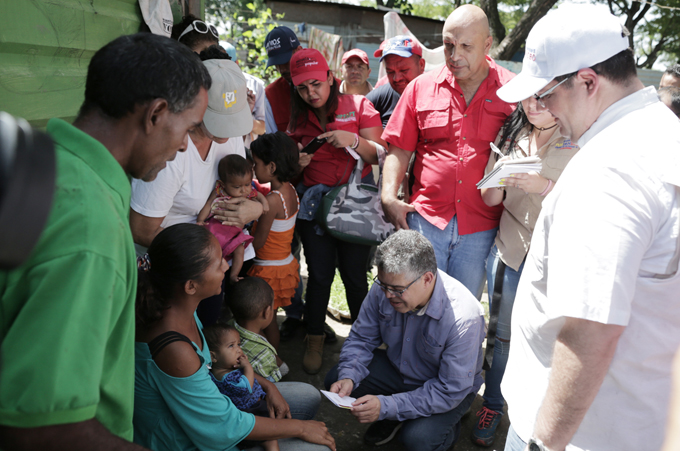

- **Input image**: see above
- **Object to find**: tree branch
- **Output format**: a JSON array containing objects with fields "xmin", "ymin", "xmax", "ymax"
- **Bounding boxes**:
[
  {"xmin": 490, "ymin": 0, "xmax": 559, "ymax": 61},
  {"xmin": 480, "ymin": 0, "xmax": 506, "ymax": 44}
]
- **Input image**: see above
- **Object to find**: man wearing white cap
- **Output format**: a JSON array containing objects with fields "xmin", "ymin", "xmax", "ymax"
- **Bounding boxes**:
[
  {"xmin": 339, "ymin": 49, "xmax": 373, "ymax": 96},
  {"xmin": 130, "ymin": 57, "xmax": 260, "ymax": 274},
  {"xmin": 497, "ymin": 5, "xmax": 680, "ymax": 451}
]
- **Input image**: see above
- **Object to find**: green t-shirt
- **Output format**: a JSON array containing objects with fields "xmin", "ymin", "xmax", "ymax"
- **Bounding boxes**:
[{"xmin": 0, "ymin": 118, "xmax": 137, "ymax": 440}]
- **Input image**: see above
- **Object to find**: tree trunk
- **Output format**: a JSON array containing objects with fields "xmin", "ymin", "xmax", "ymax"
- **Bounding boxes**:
[
  {"xmin": 481, "ymin": 0, "xmax": 506, "ymax": 44},
  {"xmin": 490, "ymin": 0, "xmax": 559, "ymax": 61}
]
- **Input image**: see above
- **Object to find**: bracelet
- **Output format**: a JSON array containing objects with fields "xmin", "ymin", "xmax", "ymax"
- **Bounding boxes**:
[
  {"xmin": 350, "ymin": 133, "xmax": 360, "ymax": 150},
  {"xmin": 540, "ymin": 179, "xmax": 553, "ymax": 196}
]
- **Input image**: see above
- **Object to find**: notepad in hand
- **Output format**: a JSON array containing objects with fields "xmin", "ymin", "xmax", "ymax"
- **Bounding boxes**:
[
  {"xmin": 477, "ymin": 156, "xmax": 542, "ymax": 189},
  {"xmin": 321, "ymin": 390, "xmax": 356, "ymax": 409}
]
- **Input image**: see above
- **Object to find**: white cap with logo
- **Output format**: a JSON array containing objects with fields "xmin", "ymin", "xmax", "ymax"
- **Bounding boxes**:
[
  {"xmin": 497, "ymin": 4, "xmax": 629, "ymax": 103},
  {"xmin": 202, "ymin": 59, "xmax": 253, "ymax": 139}
]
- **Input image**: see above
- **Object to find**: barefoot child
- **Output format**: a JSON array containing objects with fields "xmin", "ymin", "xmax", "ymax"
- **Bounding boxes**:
[
  {"xmin": 228, "ymin": 277, "xmax": 288, "ymax": 381},
  {"xmin": 247, "ymin": 132, "xmax": 301, "ymax": 355},
  {"xmin": 203, "ymin": 323, "xmax": 280, "ymax": 451},
  {"xmin": 197, "ymin": 154, "xmax": 268, "ymax": 283}
]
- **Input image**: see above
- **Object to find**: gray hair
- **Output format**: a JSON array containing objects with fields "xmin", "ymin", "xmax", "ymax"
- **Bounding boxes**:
[{"xmin": 374, "ymin": 230, "xmax": 437, "ymax": 279}]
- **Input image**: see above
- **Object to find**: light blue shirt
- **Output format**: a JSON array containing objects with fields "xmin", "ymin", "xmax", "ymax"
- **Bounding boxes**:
[
  {"xmin": 133, "ymin": 314, "xmax": 256, "ymax": 451},
  {"xmin": 337, "ymin": 270, "xmax": 485, "ymax": 421}
]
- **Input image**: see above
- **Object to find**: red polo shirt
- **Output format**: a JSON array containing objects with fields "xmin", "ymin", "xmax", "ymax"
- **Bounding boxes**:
[
  {"xmin": 382, "ymin": 58, "xmax": 515, "ymax": 234},
  {"xmin": 265, "ymin": 77, "xmax": 293, "ymax": 132},
  {"xmin": 288, "ymin": 94, "xmax": 382, "ymax": 187}
]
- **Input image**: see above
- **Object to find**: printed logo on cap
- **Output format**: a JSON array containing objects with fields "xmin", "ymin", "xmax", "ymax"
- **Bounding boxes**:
[
  {"xmin": 526, "ymin": 48, "xmax": 536, "ymax": 61},
  {"xmin": 290, "ymin": 37, "xmax": 298, "ymax": 47},
  {"xmin": 386, "ymin": 38, "xmax": 413, "ymax": 52},
  {"xmin": 162, "ymin": 18, "xmax": 172, "ymax": 34},
  {"xmin": 296, "ymin": 57, "xmax": 319, "ymax": 69},
  {"xmin": 266, "ymin": 37, "xmax": 281, "ymax": 52},
  {"xmin": 223, "ymin": 90, "xmax": 237, "ymax": 109}
]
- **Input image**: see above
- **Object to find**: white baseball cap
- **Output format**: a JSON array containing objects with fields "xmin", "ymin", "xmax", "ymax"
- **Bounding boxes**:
[
  {"xmin": 497, "ymin": 4, "xmax": 629, "ymax": 103},
  {"xmin": 202, "ymin": 59, "xmax": 253, "ymax": 139}
]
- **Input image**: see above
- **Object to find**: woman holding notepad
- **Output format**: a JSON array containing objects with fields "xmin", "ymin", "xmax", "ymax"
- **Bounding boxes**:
[{"xmin": 471, "ymin": 96, "xmax": 580, "ymax": 447}]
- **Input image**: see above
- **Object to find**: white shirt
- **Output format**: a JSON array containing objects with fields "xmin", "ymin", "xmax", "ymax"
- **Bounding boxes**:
[
  {"xmin": 131, "ymin": 135, "xmax": 254, "ymax": 260},
  {"xmin": 244, "ymin": 73, "xmax": 265, "ymax": 149},
  {"xmin": 502, "ymin": 87, "xmax": 680, "ymax": 451}
]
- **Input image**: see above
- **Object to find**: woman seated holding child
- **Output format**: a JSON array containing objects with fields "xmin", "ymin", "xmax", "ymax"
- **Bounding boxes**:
[{"xmin": 133, "ymin": 223, "xmax": 335, "ymax": 451}]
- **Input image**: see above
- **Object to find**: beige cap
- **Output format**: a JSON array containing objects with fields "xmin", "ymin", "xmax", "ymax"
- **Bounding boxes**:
[{"xmin": 202, "ymin": 59, "xmax": 253, "ymax": 139}]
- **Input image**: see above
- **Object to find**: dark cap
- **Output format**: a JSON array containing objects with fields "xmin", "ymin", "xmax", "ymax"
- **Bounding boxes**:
[{"xmin": 265, "ymin": 26, "xmax": 301, "ymax": 68}]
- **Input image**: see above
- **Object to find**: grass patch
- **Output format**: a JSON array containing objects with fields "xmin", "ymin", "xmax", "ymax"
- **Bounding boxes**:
[{"xmin": 327, "ymin": 270, "xmax": 374, "ymax": 317}]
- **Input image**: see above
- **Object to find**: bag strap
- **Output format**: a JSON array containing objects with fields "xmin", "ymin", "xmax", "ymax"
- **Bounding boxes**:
[{"xmin": 483, "ymin": 258, "xmax": 506, "ymax": 371}]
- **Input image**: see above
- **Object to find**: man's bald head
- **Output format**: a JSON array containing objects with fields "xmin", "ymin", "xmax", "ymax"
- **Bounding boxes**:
[
  {"xmin": 442, "ymin": 5, "xmax": 493, "ymax": 86},
  {"xmin": 444, "ymin": 5, "xmax": 491, "ymax": 40}
]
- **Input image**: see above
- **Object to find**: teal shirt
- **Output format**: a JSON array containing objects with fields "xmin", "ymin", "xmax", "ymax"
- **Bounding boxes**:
[
  {"xmin": 133, "ymin": 314, "xmax": 256, "ymax": 451},
  {"xmin": 0, "ymin": 118, "xmax": 137, "ymax": 439}
]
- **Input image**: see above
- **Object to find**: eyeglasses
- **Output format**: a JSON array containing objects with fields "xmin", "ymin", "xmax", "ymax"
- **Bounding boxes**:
[
  {"xmin": 533, "ymin": 75, "xmax": 573, "ymax": 109},
  {"xmin": 178, "ymin": 20, "xmax": 219, "ymax": 42},
  {"xmin": 373, "ymin": 273, "xmax": 423, "ymax": 297}
]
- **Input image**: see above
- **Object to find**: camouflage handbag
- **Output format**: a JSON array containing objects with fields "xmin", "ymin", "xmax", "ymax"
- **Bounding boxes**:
[{"xmin": 316, "ymin": 159, "xmax": 395, "ymax": 246}]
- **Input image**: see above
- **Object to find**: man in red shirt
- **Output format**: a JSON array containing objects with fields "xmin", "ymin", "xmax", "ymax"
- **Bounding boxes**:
[
  {"xmin": 264, "ymin": 26, "xmax": 302, "ymax": 133},
  {"xmin": 381, "ymin": 5, "xmax": 515, "ymax": 300}
]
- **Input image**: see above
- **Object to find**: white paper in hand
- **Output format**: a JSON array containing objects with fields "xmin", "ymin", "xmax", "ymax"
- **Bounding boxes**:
[{"xmin": 321, "ymin": 390, "xmax": 356, "ymax": 409}]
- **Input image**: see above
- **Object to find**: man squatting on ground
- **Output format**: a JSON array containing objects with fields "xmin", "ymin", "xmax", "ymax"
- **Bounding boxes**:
[{"xmin": 325, "ymin": 230, "xmax": 485, "ymax": 451}]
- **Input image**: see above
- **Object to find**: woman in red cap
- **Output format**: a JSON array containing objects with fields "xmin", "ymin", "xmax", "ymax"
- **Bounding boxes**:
[{"xmin": 287, "ymin": 48, "xmax": 386, "ymax": 375}]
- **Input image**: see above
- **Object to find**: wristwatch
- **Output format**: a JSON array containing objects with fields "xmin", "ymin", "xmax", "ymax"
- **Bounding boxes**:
[{"xmin": 528, "ymin": 438, "xmax": 551, "ymax": 451}]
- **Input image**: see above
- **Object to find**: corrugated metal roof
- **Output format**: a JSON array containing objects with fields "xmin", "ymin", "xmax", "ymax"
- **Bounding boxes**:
[{"xmin": 0, "ymin": 0, "xmax": 144, "ymax": 127}]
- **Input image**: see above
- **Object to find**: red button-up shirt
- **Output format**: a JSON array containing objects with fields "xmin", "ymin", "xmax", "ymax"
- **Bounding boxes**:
[
  {"xmin": 288, "ymin": 94, "xmax": 382, "ymax": 187},
  {"xmin": 382, "ymin": 58, "xmax": 515, "ymax": 234}
]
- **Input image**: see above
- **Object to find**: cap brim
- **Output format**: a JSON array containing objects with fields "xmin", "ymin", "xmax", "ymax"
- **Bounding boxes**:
[
  {"xmin": 379, "ymin": 49, "xmax": 412, "ymax": 62},
  {"xmin": 373, "ymin": 49, "xmax": 382, "ymax": 58},
  {"xmin": 497, "ymin": 72, "xmax": 553, "ymax": 103},
  {"xmin": 291, "ymin": 70, "xmax": 328, "ymax": 87},
  {"xmin": 266, "ymin": 50, "xmax": 293, "ymax": 68},
  {"xmin": 203, "ymin": 107, "xmax": 253, "ymax": 139}
]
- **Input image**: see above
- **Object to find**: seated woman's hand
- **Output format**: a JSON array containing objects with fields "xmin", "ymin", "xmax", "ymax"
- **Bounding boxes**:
[
  {"xmin": 262, "ymin": 383, "xmax": 291, "ymax": 419},
  {"xmin": 212, "ymin": 197, "xmax": 263, "ymax": 228},
  {"xmin": 299, "ymin": 420, "xmax": 336, "ymax": 451},
  {"xmin": 318, "ymin": 130, "xmax": 355, "ymax": 149}
]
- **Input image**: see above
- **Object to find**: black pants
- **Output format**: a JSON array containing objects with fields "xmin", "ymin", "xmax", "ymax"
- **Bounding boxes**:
[{"xmin": 296, "ymin": 219, "xmax": 371, "ymax": 335}]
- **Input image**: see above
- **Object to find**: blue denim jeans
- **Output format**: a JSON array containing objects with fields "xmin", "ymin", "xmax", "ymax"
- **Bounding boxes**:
[
  {"xmin": 324, "ymin": 350, "xmax": 476, "ymax": 451},
  {"xmin": 407, "ymin": 212, "xmax": 496, "ymax": 300},
  {"xmin": 244, "ymin": 382, "xmax": 331, "ymax": 451},
  {"xmin": 504, "ymin": 425, "xmax": 527, "ymax": 451},
  {"xmin": 482, "ymin": 245, "xmax": 524, "ymax": 412}
]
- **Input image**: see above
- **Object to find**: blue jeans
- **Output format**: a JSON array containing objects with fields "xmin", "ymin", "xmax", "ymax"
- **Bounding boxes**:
[
  {"xmin": 324, "ymin": 350, "xmax": 476, "ymax": 451},
  {"xmin": 482, "ymin": 245, "xmax": 524, "ymax": 412},
  {"xmin": 244, "ymin": 382, "xmax": 331, "ymax": 451},
  {"xmin": 407, "ymin": 212, "xmax": 496, "ymax": 299},
  {"xmin": 504, "ymin": 425, "xmax": 526, "ymax": 451}
]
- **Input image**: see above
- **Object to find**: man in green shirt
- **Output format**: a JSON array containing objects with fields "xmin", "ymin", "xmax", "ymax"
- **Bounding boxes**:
[{"xmin": 0, "ymin": 33, "xmax": 210, "ymax": 450}]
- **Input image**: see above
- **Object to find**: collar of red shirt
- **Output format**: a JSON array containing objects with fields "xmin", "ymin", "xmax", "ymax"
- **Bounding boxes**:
[{"xmin": 434, "ymin": 55, "xmax": 502, "ymax": 89}]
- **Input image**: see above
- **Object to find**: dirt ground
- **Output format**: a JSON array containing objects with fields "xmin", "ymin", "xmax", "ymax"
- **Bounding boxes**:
[{"xmin": 276, "ymin": 311, "xmax": 510, "ymax": 451}]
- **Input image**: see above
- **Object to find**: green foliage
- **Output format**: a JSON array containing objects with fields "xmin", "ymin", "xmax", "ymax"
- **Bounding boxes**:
[{"xmin": 207, "ymin": 0, "xmax": 283, "ymax": 82}]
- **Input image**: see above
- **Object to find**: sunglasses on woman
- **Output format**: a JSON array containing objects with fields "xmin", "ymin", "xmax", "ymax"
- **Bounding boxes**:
[{"xmin": 178, "ymin": 20, "xmax": 219, "ymax": 41}]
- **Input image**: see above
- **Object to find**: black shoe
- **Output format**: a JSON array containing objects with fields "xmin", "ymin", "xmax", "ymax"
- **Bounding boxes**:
[
  {"xmin": 364, "ymin": 420, "xmax": 402, "ymax": 446},
  {"xmin": 279, "ymin": 317, "xmax": 302, "ymax": 341},
  {"xmin": 323, "ymin": 322, "xmax": 337, "ymax": 343}
]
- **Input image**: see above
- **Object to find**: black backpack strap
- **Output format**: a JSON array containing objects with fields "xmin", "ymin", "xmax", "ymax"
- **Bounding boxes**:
[
  {"xmin": 148, "ymin": 331, "xmax": 193, "ymax": 359},
  {"xmin": 483, "ymin": 258, "xmax": 506, "ymax": 371}
]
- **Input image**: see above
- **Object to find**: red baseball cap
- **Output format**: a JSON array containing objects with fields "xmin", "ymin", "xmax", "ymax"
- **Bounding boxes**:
[
  {"xmin": 290, "ymin": 48, "xmax": 330, "ymax": 86},
  {"xmin": 342, "ymin": 49, "xmax": 369, "ymax": 65},
  {"xmin": 373, "ymin": 40, "xmax": 387, "ymax": 58}
]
